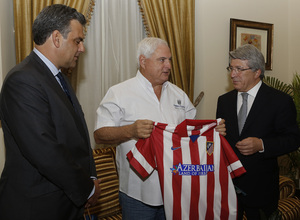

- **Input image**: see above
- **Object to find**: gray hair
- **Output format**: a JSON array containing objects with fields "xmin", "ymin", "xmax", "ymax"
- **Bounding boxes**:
[
  {"xmin": 229, "ymin": 44, "xmax": 265, "ymax": 79},
  {"xmin": 137, "ymin": 37, "xmax": 169, "ymax": 67},
  {"xmin": 32, "ymin": 4, "xmax": 86, "ymax": 45}
]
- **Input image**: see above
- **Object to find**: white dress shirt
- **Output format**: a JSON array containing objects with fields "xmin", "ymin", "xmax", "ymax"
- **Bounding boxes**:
[{"xmin": 237, "ymin": 80, "xmax": 262, "ymax": 116}]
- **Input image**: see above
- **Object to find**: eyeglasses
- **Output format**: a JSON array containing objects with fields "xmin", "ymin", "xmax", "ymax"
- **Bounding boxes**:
[{"xmin": 226, "ymin": 66, "xmax": 252, "ymax": 73}]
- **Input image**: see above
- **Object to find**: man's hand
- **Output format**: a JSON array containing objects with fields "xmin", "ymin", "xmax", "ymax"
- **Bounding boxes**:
[
  {"xmin": 235, "ymin": 137, "xmax": 263, "ymax": 155},
  {"xmin": 130, "ymin": 119, "xmax": 154, "ymax": 140},
  {"xmin": 216, "ymin": 119, "xmax": 226, "ymax": 136},
  {"xmin": 94, "ymin": 119, "xmax": 154, "ymax": 145},
  {"xmin": 85, "ymin": 179, "xmax": 101, "ymax": 208}
]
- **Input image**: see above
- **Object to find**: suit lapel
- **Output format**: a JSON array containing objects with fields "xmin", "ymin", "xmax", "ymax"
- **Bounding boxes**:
[
  {"xmin": 241, "ymin": 83, "xmax": 269, "ymax": 134},
  {"xmin": 228, "ymin": 90, "xmax": 240, "ymax": 137},
  {"xmin": 30, "ymin": 52, "xmax": 90, "ymax": 145},
  {"xmin": 61, "ymin": 73, "xmax": 91, "ymax": 146},
  {"xmin": 30, "ymin": 52, "xmax": 75, "ymax": 113}
]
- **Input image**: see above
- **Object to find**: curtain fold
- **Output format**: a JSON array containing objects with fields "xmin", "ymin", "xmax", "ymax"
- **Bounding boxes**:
[
  {"xmin": 76, "ymin": 0, "xmax": 145, "ymax": 147},
  {"xmin": 13, "ymin": 0, "xmax": 95, "ymax": 64},
  {"xmin": 138, "ymin": 0, "xmax": 195, "ymax": 100}
]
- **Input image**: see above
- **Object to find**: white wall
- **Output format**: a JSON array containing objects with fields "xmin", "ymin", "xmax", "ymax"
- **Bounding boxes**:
[
  {"xmin": 194, "ymin": 0, "xmax": 300, "ymax": 119},
  {"xmin": 0, "ymin": 0, "xmax": 16, "ymax": 173},
  {"xmin": 288, "ymin": 0, "xmax": 300, "ymax": 77}
]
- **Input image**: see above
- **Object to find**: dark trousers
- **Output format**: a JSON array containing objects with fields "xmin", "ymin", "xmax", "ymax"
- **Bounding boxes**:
[{"xmin": 237, "ymin": 194, "xmax": 279, "ymax": 220}]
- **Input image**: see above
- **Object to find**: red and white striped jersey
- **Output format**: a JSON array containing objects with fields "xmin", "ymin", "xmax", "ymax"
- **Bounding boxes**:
[{"xmin": 127, "ymin": 119, "xmax": 246, "ymax": 220}]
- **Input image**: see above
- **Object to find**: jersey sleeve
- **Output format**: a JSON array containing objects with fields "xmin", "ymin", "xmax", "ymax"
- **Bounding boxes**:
[
  {"xmin": 126, "ymin": 137, "xmax": 156, "ymax": 179},
  {"xmin": 220, "ymin": 135, "xmax": 246, "ymax": 178}
]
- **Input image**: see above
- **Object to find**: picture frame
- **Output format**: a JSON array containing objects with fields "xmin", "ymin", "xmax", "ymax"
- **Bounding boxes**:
[{"xmin": 230, "ymin": 18, "xmax": 274, "ymax": 70}]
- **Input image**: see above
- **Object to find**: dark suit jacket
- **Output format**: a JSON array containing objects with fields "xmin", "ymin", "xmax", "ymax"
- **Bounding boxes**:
[
  {"xmin": 216, "ymin": 82, "xmax": 300, "ymax": 208},
  {"xmin": 0, "ymin": 52, "xmax": 96, "ymax": 220}
]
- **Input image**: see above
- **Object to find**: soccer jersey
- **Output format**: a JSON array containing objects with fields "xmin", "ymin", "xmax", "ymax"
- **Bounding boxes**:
[
  {"xmin": 127, "ymin": 119, "xmax": 246, "ymax": 220},
  {"xmin": 95, "ymin": 71, "xmax": 196, "ymax": 206}
]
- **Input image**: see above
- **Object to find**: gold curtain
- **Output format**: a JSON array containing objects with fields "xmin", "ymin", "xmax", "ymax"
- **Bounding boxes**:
[
  {"xmin": 13, "ymin": 0, "xmax": 95, "ymax": 64},
  {"xmin": 138, "ymin": 0, "xmax": 195, "ymax": 100}
]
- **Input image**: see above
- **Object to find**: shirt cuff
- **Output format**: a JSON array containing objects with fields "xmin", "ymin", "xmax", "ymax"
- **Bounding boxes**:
[
  {"xmin": 88, "ymin": 176, "xmax": 97, "ymax": 199},
  {"xmin": 259, "ymin": 139, "xmax": 265, "ymax": 153}
]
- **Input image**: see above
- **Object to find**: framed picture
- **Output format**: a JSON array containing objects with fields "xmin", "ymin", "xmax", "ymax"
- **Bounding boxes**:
[{"xmin": 230, "ymin": 18, "xmax": 274, "ymax": 70}]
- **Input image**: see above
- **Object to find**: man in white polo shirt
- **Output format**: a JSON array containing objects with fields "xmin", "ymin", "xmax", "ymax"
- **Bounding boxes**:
[{"xmin": 94, "ymin": 37, "xmax": 225, "ymax": 220}]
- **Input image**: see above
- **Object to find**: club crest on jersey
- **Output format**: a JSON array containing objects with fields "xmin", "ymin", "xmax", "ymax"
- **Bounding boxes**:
[
  {"xmin": 206, "ymin": 141, "xmax": 214, "ymax": 156},
  {"xmin": 170, "ymin": 163, "xmax": 214, "ymax": 176}
]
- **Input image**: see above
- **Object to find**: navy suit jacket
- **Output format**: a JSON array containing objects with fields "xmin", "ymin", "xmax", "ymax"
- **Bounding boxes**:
[
  {"xmin": 216, "ymin": 82, "xmax": 300, "ymax": 207},
  {"xmin": 0, "ymin": 52, "xmax": 96, "ymax": 220}
]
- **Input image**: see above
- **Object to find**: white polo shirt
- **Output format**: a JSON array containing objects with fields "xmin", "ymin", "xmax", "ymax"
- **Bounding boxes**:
[{"xmin": 95, "ymin": 70, "xmax": 196, "ymax": 205}]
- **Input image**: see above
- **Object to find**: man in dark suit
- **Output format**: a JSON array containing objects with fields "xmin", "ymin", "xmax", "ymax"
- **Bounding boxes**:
[
  {"xmin": 216, "ymin": 44, "xmax": 300, "ymax": 220},
  {"xmin": 0, "ymin": 4, "xmax": 100, "ymax": 220}
]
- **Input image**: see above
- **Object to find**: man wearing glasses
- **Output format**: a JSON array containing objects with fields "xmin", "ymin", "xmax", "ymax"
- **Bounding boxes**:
[{"xmin": 216, "ymin": 44, "xmax": 300, "ymax": 220}]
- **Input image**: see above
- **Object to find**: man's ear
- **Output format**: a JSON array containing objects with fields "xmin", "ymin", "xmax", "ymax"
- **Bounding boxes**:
[
  {"xmin": 140, "ymin": 55, "xmax": 146, "ymax": 68},
  {"xmin": 52, "ymin": 30, "xmax": 61, "ymax": 48},
  {"xmin": 255, "ymin": 69, "xmax": 262, "ymax": 79}
]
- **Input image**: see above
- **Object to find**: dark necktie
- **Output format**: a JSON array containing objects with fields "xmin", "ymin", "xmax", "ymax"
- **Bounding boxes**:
[
  {"xmin": 56, "ymin": 72, "xmax": 73, "ymax": 105},
  {"xmin": 238, "ymin": 92, "xmax": 248, "ymax": 134}
]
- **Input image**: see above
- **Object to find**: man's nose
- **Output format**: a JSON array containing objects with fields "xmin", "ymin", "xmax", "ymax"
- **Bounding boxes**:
[{"xmin": 78, "ymin": 42, "xmax": 85, "ymax": 53}]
